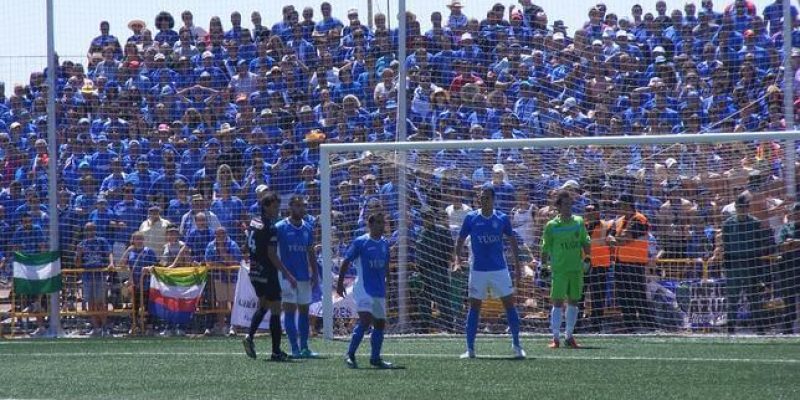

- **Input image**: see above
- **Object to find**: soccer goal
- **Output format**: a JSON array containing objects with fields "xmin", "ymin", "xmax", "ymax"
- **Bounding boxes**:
[{"xmin": 319, "ymin": 132, "xmax": 800, "ymax": 339}]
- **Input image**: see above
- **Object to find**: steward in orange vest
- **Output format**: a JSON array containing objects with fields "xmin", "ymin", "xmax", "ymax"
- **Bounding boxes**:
[
  {"xmin": 609, "ymin": 194, "xmax": 655, "ymax": 331},
  {"xmin": 584, "ymin": 203, "xmax": 612, "ymax": 330}
]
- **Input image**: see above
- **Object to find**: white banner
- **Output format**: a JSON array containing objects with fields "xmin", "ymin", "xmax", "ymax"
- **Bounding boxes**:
[
  {"xmin": 231, "ymin": 262, "xmax": 273, "ymax": 329},
  {"xmin": 232, "ymin": 262, "xmax": 360, "ymax": 328}
]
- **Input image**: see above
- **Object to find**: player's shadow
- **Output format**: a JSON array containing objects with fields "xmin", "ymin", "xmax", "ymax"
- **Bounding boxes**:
[
  {"xmin": 352, "ymin": 365, "xmax": 407, "ymax": 371},
  {"xmin": 570, "ymin": 345, "xmax": 606, "ymax": 350},
  {"xmin": 474, "ymin": 356, "xmax": 530, "ymax": 361}
]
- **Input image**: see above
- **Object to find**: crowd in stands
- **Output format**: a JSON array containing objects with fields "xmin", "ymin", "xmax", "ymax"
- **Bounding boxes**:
[{"xmin": 1, "ymin": 0, "xmax": 800, "ymax": 335}]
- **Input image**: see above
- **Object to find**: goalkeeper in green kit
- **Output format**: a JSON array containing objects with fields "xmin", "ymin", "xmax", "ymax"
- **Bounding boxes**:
[{"xmin": 540, "ymin": 190, "xmax": 591, "ymax": 349}]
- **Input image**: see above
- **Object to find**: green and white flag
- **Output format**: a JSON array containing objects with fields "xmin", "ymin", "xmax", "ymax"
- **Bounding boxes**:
[{"xmin": 13, "ymin": 252, "xmax": 62, "ymax": 295}]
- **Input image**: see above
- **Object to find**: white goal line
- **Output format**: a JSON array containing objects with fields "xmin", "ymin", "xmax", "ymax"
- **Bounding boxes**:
[{"xmin": 2, "ymin": 351, "xmax": 797, "ymax": 364}]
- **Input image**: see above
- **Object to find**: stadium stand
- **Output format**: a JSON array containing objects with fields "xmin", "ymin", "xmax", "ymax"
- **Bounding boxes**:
[{"xmin": 1, "ymin": 0, "xmax": 800, "ymax": 337}]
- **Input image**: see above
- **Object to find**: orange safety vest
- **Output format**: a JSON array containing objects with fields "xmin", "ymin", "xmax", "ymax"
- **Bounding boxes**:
[
  {"xmin": 588, "ymin": 220, "xmax": 612, "ymax": 268},
  {"xmin": 615, "ymin": 212, "xmax": 649, "ymax": 265}
]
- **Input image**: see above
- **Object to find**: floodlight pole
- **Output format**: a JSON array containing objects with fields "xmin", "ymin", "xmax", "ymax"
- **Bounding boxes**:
[
  {"xmin": 784, "ymin": 0, "xmax": 797, "ymax": 200},
  {"xmin": 45, "ymin": 0, "xmax": 64, "ymax": 338}
]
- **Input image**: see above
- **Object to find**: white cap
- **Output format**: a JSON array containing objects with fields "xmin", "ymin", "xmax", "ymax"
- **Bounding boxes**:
[
  {"xmin": 553, "ymin": 32, "xmax": 565, "ymax": 41},
  {"xmin": 202, "ymin": 51, "xmax": 214, "ymax": 59},
  {"xmin": 154, "ymin": 53, "xmax": 166, "ymax": 61},
  {"xmin": 561, "ymin": 180, "xmax": 580, "ymax": 190},
  {"xmin": 461, "ymin": 32, "xmax": 473, "ymax": 41},
  {"xmin": 492, "ymin": 163, "xmax": 505, "ymax": 173},
  {"xmin": 653, "ymin": 46, "xmax": 665, "ymax": 53},
  {"xmin": 616, "ymin": 30, "xmax": 628, "ymax": 38},
  {"xmin": 592, "ymin": 39, "xmax": 603, "ymax": 46}
]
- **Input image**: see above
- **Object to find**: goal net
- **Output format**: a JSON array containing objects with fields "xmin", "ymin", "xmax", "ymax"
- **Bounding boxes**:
[{"xmin": 320, "ymin": 132, "xmax": 800, "ymax": 337}]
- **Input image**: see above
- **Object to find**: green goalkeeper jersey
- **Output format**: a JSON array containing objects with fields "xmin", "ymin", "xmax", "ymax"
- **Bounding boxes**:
[{"xmin": 541, "ymin": 214, "xmax": 591, "ymax": 274}]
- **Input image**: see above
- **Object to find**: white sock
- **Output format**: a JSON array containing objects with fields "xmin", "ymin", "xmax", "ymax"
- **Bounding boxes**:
[
  {"xmin": 566, "ymin": 305, "xmax": 578, "ymax": 339},
  {"xmin": 551, "ymin": 306, "xmax": 563, "ymax": 340}
]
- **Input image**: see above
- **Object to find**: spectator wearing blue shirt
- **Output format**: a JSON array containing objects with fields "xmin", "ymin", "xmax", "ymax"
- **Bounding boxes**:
[
  {"xmin": 224, "ymin": 11, "xmax": 243, "ymax": 41},
  {"xmin": 149, "ymin": 153, "xmax": 188, "ymax": 207},
  {"xmin": 315, "ymin": 2, "xmax": 344, "ymax": 35},
  {"xmin": 99, "ymin": 157, "xmax": 127, "ymax": 203},
  {"xmin": 154, "ymin": 12, "xmax": 179, "ymax": 47},
  {"xmin": 75, "ymin": 222, "xmax": 113, "ymax": 336},
  {"xmin": 121, "ymin": 231, "xmax": 158, "ymax": 331},
  {"xmin": 89, "ymin": 195, "xmax": 115, "ymax": 240},
  {"xmin": 204, "ymin": 227, "xmax": 242, "ymax": 334},
  {"xmin": 12, "ymin": 213, "xmax": 46, "ymax": 254},
  {"xmin": 763, "ymin": 0, "xmax": 798, "ymax": 35},
  {"xmin": 112, "ymin": 182, "xmax": 145, "ymax": 252},
  {"xmin": 211, "ymin": 183, "xmax": 246, "ymax": 245},
  {"xmin": 126, "ymin": 157, "xmax": 158, "ymax": 203},
  {"xmin": 269, "ymin": 141, "xmax": 304, "ymax": 208},
  {"xmin": 185, "ymin": 211, "xmax": 214, "ymax": 263},
  {"xmin": 88, "ymin": 21, "xmax": 122, "ymax": 60},
  {"xmin": 446, "ymin": 0, "xmax": 468, "ymax": 32},
  {"xmin": 489, "ymin": 164, "xmax": 515, "ymax": 216}
]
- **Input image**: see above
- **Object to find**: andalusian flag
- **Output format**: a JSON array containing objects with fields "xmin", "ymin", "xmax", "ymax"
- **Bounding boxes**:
[
  {"xmin": 148, "ymin": 267, "xmax": 207, "ymax": 324},
  {"xmin": 13, "ymin": 252, "xmax": 62, "ymax": 295}
]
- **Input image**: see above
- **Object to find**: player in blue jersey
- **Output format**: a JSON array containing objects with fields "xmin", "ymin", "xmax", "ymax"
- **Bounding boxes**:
[
  {"xmin": 337, "ymin": 212, "xmax": 394, "ymax": 369},
  {"xmin": 454, "ymin": 185, "xmax": 525, "ymax": 359},
  {"xmin": 275, "ymin": 195, "xmax": 319, "ymax": 358}
]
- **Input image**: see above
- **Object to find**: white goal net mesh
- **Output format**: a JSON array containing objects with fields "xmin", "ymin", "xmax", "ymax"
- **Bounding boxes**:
[{"xmin": 321, "ymin": 133, "xmax": 800, "ymax": 336}]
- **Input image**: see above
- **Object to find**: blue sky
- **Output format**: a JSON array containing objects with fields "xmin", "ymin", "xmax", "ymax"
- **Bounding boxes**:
[{"xmin": 0, "ymin": 0, "xmax": 781, "ymax": 89}]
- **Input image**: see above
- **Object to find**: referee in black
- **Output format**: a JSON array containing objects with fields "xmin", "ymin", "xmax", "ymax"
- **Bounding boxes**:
[{"xmin": 243, "ymin": 191, "xmax": 297, "ymax": 361}]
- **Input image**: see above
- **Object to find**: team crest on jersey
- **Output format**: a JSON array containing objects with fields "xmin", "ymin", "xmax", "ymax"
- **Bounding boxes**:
[{"xmin": 492, "ymin": 220, "xmax": 499, "ymax": 229}]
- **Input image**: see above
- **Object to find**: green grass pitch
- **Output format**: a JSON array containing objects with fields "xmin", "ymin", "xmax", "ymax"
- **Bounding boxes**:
[{"xmin": 2, "ymin": 336, "xmax": 799, "ymax": 399}]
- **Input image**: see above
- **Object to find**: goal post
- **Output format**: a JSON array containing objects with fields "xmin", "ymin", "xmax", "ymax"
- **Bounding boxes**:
[{"xmin": 320, "ymin": 131, "xmax": 800, "ymax": 339}]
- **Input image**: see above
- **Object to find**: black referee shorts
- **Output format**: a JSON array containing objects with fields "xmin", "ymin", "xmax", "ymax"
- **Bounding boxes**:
[{"xmin": 251, "ymin": 272, "xmax": 281, "ymax": 302}]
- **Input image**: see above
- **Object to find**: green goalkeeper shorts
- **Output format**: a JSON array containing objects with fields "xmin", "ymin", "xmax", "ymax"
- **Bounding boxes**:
[{"xmin": 550, "ymin": 271, "xmax": 584, "ymax": 301}]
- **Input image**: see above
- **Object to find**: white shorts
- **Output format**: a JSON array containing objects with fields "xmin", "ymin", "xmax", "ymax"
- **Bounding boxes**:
[
  {"xmin": 279, "ymin": 279, "xmax": 312, "ymax": 305},
  {"xmin": 469, "ymin": 269, "xmax": 514, "ymax": 300},
  {"xmin": 353, "ymin": 283, "xmax": 386, "ymax": 319}
]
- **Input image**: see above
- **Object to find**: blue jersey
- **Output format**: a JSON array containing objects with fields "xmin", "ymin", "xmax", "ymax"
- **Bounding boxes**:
[
  {"xmin": 344, "ymin": 234, "xmax": 390, "ymax": 298},
  {"xmin": 458, "ymin": 210, "xmax": 513, "ymax": 272},
  {"xmin": 275, "ymin": 218, "xmax": 313, "ymax": 281},
  {"xmin": 78, "ymin": 237, "xmax": 111, "ymax": 269},
  {"xmin": 78, "ymin": 237, "xmax": 111, "ymax": 281}
]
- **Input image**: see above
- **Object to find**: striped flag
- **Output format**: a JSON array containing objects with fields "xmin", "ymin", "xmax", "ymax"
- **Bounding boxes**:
[
  {"xmin": 148, "ymin": 267, "xmax": 207, "ymax": 325},
  {"xmin": 13, "ymin": 252, "xmax": 62, "ymax": 295}
]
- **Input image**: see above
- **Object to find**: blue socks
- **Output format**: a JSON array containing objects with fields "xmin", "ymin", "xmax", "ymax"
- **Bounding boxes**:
[
  {"xmin": 551, "ymin": 306, "xmax": 563, "ymax": 340},
  {"xmin": 370, "ymin": 328, "xmax": 385, "ymax": 361},
  {"xmin": 348, "ymin": 322, "xmax": 367, "ymax": 356},
  {"xmin": 466, "ymin": 307, "xmax": 480, "ymax": 351},
  {"xmin": 298, "ymin": 313, "xmax": 310, "ymax": 350},
  {"xmin": 566, "ymin": 305, "xmax": 578, "ymax": 339},
  {"xmin": 506, "ymin": 306, "xmax": 521, "ymax": 348},
  {"xmin": 284, "ymin": 309, "xmax": 298, "ymax": 353}
]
